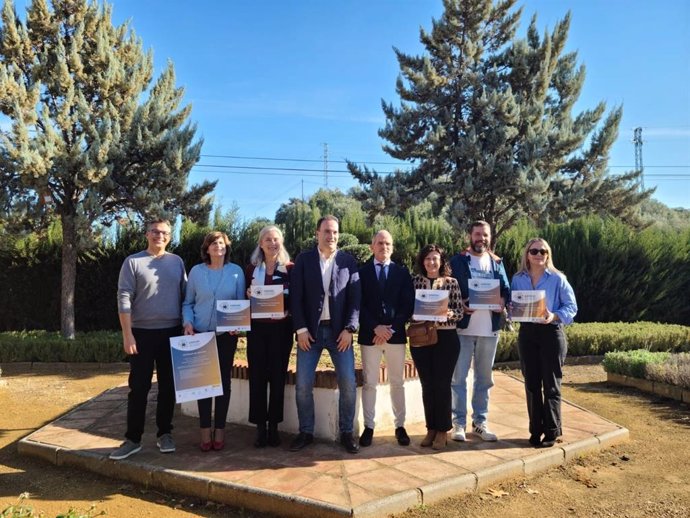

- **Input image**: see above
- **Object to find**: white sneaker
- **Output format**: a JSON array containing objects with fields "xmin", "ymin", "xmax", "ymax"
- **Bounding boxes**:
[
  {"xmin": 451, "ymin": 424, "xmax": 466, "ymax": 442},
  {"xmin": 472, "ymin": 422, "xmax": 498, "ymax": 442}
]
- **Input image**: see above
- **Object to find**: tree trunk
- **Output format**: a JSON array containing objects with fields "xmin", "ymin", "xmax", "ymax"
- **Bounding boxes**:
[{"xmin": 60, "ymin": 213, "xmax": 77, "ymax": 339}]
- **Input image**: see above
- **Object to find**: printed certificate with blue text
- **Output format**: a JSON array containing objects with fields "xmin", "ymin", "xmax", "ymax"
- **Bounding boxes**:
[
  {"xmin": 250, "ymin": 285, "xmax": 285, "ymax": 319},
  {"xmin": 510, "ymin": 290, "xmax": 546, "ymax": 322},
  {"xmin": 169, "ymin": 332, "xmax": 223, "ymax": 404},
  {"xmin": 216, "ymin": 300, "xmax": 251, "ymax": 331},
  {"xmin": 468, "ymin": 278, "xmax": 502, "ymax": 310},
  {"xmin": 412, "ymin": 289, "xmax": 449, "ymax": 322}
]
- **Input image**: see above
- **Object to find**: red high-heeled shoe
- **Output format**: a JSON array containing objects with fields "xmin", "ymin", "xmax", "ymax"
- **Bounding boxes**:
[
  {"xmin": 212, "ymin": 430, "xmax": 225, "ymax": 451},
  {"xmin": 200, "ymin": 441, "xmax": 212, "ymax": 452}
]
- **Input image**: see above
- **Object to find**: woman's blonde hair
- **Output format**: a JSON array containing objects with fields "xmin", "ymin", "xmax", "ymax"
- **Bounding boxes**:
[
  {"xmin": 518, "ymin": 237, "xmax": 563, "ymax": 275},
  {"xmin": 250, "ymin": 225, "xmax": 291, "ymax": 266}
]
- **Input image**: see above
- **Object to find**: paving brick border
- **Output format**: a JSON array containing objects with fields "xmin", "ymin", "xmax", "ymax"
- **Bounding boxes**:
[{"xmin": 606, "ymin": 372, "xmax": 690, "ymax": 403}]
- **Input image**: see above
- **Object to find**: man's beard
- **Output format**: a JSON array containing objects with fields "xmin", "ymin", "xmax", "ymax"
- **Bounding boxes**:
[{"xmin": 472, "ymin": 241, "xmax": 487, "ymax": 253}]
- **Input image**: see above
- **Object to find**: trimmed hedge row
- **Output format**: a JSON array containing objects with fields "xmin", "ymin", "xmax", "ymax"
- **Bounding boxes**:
[
  {"xmin": 603, "ymin": 349, "xmax": 690, "ymax": 389},
  {"xmin": 0, "ymin": 331, "xmax": 124, "ymax": 363},
  {"xmin": 1, "ymin": 322, "xmax": 688, "ymax": 364}
]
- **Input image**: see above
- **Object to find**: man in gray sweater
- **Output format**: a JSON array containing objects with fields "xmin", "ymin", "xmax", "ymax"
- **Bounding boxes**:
[{"xmin": 110, "ymin": 218, "xmax": 187, "ymax": 460}]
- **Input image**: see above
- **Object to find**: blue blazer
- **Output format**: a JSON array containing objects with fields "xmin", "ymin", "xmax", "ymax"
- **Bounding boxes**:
[
  {"xmin": 291, "ymin": 247, "xmax": 361, "ymax": 337},
  {"xmin": 358, "ymin": 260, "xmax": 414, "ymax": 346},
  {"xmin": 450, "ymin": 250, "xmax": 510, "ymax": 332}
]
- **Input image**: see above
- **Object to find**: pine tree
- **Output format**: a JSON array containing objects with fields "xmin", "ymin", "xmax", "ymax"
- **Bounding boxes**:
[
  {"xmin": 348, "ymin": 0, "xmax": 651, "ymax": 243},
  {"xmin": 0, "ymin": 0, "xmax": 215, "ymax": 338}
]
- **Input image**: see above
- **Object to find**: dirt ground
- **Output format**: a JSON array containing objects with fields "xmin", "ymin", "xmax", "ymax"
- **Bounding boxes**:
[{"xmin": 1, "ymin": 362, "xmax": 689, "ymax": 518}]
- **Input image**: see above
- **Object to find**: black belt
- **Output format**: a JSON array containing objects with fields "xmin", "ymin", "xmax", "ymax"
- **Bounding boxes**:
[{"xmin": 319, "ymin": 319, "xmax": 331, "ymax": 326}]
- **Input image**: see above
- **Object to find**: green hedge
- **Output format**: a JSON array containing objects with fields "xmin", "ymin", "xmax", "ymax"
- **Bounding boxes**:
[
  {"xmin": 601, "ymin": 349, "xmax": 670, "ymax": 378},
  {"xmin": 602, "ymin": 349, "xmax": 690, "ymax": 389},
  {"xmin": 0, "ymin": 331, "xmax": 124, "ymax": 363},
  {"xmin": 1, "ymin": 322, "xmax": 688, "ymax": 364},
  {"xmin": 495, "ymin": 322, "xmax": 690, "ymax": 362}
]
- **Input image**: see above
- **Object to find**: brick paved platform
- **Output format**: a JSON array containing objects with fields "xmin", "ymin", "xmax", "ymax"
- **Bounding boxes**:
[{"xmin": 18, "ymin": 372, "xmax": 627, "ymax": 517}]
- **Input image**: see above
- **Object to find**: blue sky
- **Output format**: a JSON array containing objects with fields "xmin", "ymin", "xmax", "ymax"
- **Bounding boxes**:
[{"xmin": 11, "ymin": 0, "xmax": 690, "ymax": 220}]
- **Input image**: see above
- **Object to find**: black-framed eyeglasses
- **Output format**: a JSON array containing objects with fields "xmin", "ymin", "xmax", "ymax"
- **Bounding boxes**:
[
  {"xmin": 148, "ymin": 230, "xmax": 171, "ymax": 237},
  {"xmin": 528, "ymin": 248, "xmax": 548, "ymax": 256}
]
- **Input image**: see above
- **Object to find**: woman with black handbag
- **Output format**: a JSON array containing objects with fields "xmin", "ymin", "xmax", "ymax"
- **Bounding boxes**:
[{"xmin": 410, "ymin": 244, "xmax": 463, "ymax": 449}]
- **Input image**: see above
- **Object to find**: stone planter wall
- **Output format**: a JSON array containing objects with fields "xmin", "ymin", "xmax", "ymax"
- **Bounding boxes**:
[
  {"xmin": 606, "ymin": 372, "xmax": 690, "ymax": 403},
  {"xmin": 181, "ymin": 359, "xmax": 426, "ymax": 441}
]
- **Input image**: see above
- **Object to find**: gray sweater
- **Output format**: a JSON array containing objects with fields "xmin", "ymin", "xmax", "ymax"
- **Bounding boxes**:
[{"xmin": 117, "ymin": 251, "xmax": 187, "ymax": 329}]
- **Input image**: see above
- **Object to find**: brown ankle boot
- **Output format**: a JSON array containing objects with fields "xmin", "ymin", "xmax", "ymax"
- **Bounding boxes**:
[
  {"xmin": 432, "ymin": 431, "xmax": 447, "ymax": 450},
  {"xmin": 421, "ymin": 429, "xmax": 436, "ymax": 447}
]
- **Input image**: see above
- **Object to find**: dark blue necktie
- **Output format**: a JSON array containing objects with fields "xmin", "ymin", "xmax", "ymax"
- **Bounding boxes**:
[{"xmin": 377, "ymin": 263, "xmax": 386, "ymax": 292}]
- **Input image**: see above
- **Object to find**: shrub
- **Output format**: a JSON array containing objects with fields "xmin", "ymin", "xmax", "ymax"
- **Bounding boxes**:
[
  {"xmin": 0, "ymin": 322, "xmax": 688, "ymax": 365},
  {"xmin": 645, "ymin": 353, "xmax": 690, "ymax": 389},
  {"xmin": 0, "ymin": 331, "xmax": 124, "ymax": 363},
  {"xmin": 495, "ymin": 322, "xmax": 689, "ymax": 363},
  {"xmin": 602, "ymin": 349, "xmax": 670, "ymax": 378}
]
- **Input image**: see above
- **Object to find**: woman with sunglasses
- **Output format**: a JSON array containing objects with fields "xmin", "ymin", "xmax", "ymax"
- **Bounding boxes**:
[{"xmin": 511, "ymin": 238, "xmax": 577, "ymax": 448}]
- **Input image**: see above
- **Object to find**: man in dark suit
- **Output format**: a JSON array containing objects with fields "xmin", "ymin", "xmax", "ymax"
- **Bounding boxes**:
[
  {"xmin": 290, "ymin": 215, "xmax": 362, "ymax": 453},
  {"xmin": 358, "ymin": 230, "xmax": 414, "ymax": 447}
]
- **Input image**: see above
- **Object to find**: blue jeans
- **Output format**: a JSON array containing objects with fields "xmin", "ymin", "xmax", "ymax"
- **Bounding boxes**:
[
  {"xmin": 295, "ymin": 324, "xmax": 356, "ymax": 435},
  {"xmin": 451, "ymin": 332, "xmax": 499, "ymax": 427}
]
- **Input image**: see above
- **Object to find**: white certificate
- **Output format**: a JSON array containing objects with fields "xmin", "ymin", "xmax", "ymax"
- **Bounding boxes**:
[
  {"xmin": 250, "ymin": 285, "xmax": 286, "ymax": 319},
  {"xmin": 169, "ymin": 332, "xmax": 223, "ymax": 403},
  {"xmin": 216, "ymin": 300, "xmax": 251, "ymax": 331},
  {"xmin": 510, "ymin": 290, "xmax": 546, "ymax": 322},
  {"xmin": 412, "ymin": 289, "xmax": 449, "ymax": 322},
  {"xmin": 468, "ymin": 278, "xmax": 502, "ymax": 310}
]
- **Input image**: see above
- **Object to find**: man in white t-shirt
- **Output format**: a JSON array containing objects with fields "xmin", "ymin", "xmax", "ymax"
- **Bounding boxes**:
[{"xmin": 449, "ymin": 221, "xmax": 510, "ymax": 442}]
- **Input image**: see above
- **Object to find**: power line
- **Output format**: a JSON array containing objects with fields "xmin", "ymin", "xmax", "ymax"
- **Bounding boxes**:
[{"xmin": 201, "ymin": 153, "xmax": 407, "ymax": 166}]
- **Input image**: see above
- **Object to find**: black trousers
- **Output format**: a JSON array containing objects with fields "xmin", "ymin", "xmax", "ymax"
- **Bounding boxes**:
[
  {"xmin": 410, "ymin": 329, "xmax": 460, "ymax": 432},
  {"xmin": 197, "ymin": 333, "xmax": 237, "ymax": 429},
  {"xmin": 518, "ymin": 323, "xmax": 568, "ymax": 439},
  {"xmin": 126, "ymin": 326, "xmax": 181, "ymax": 443},
  {"xmin": 247, "ymin": 319, "xmax": 293, "ymax": 424}
]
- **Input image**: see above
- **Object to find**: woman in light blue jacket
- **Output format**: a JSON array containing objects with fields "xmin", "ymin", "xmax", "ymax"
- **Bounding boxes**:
[
  {"xmin": 183, "ymin": 231, "xmax": 245, "ymax": 451},
  {"xmin": 511, "ymin": 238, "xmax": 577, "ymax": 448}
]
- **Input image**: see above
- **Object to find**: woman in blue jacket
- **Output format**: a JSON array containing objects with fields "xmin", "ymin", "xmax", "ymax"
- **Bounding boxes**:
[
  {"xmin": 511, "ymin": 238, "xmax": 577, "ymax": 448},
  {"xmin": 183, "ymin": 231, "xmax": 245, "ymax": 451}
]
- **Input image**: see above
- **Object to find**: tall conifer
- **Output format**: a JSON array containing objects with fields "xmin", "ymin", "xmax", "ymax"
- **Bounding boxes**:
[
  {"xmin": 348, "ymin": 0, "xmax": 651, "ymax": 242},
  {"xmin": 0, "ymin": 0, "xmax": 214, "ymax": 338}
]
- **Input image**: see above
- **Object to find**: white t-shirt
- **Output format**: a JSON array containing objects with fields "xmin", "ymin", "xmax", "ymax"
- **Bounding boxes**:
[{"xmin": 459, "ymin": 253, "xmax": 497, "ymax": 337}]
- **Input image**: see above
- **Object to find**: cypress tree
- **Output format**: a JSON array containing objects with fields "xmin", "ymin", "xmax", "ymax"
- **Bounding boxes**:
[
  {"xmin": 348, "ymin": 0, "xmax": 651, "ymax": 243},
  {"xmin": 0, "ymin": 0, "xmax": 215, "ymax": 338}
]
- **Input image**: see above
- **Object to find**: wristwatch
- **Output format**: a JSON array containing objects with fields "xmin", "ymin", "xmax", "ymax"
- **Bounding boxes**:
[{"xmin": 344, "ymin": 325, "xmax": 357, "ymax": 333}]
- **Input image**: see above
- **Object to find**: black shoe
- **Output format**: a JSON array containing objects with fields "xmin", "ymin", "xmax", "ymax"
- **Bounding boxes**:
[
  {"xmin": 267, "ymin": 422, "xmax": 281, "ymax": 447},
  {"xmin": 289, "ymin": 432, "xmax": 313, "ymax": 452},
  {"xmin": 529, "ymin": 434, "xmax": 542, "ymax": 447},
  {"xmin": 395, "ymin": 426, "xmax": 410, "ymax": 446},
  {"xmin": 254, "ymin": 424, "xmax": 267, "ymax": 448},
  {"xmin": 540, "ymin": 435, "xmax": 557, "ymax": 448},
  {"xmin": 359, "ymin": 427, "xmax": 374, "ymax": 447},
  {"xmin": 340, "ymin": 433, "xmax": 360, "ymax": 454}
]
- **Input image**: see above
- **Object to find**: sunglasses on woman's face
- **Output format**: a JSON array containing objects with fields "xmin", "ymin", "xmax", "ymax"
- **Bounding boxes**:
[{"xmin": 528, "ymin": 248, "xmax": 548, "ymax": 256}]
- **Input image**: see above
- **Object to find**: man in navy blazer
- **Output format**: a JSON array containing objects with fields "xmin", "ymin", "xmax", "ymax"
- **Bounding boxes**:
[
  {"xmin": 290, "ymin": 215, "xmax": 361, "ymax": 453},
  {"xmin": 358, "ymin": 230, "xmax": 414, "ymax": 447}
]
